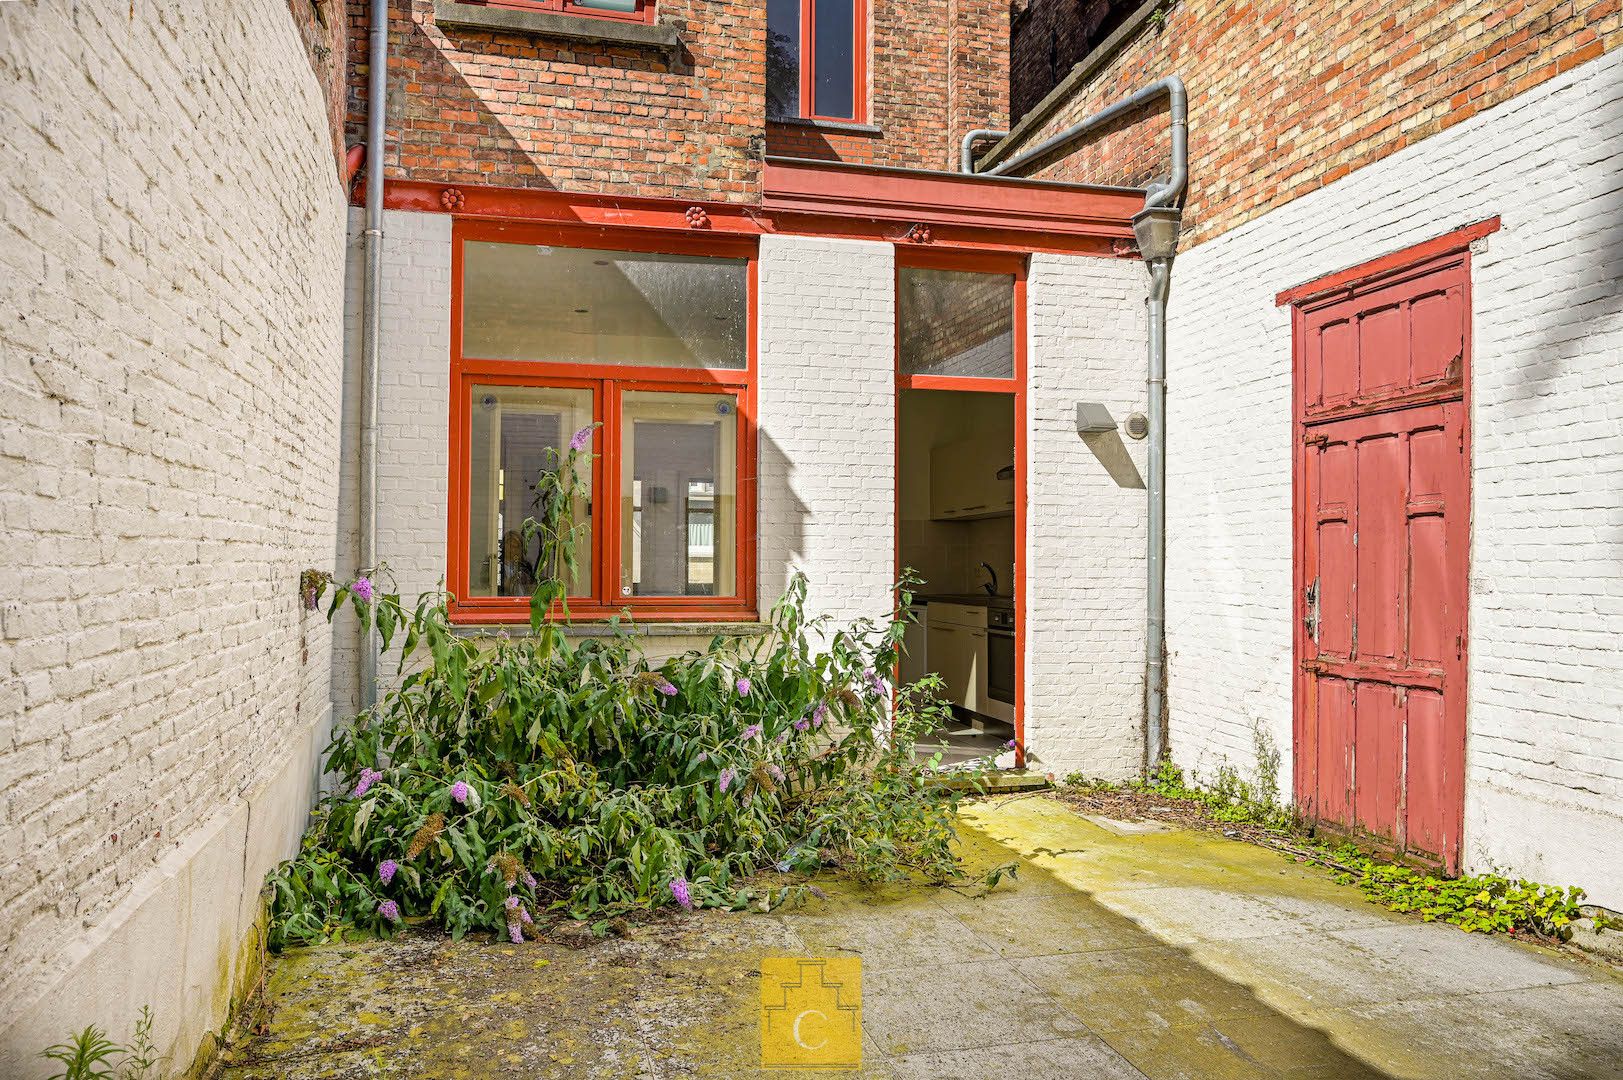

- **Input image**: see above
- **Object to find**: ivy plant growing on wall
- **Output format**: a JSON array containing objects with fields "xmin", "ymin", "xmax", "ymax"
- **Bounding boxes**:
[{"xmin": 270, "ymin": 428, "xmax": 988, "ymax": 948}]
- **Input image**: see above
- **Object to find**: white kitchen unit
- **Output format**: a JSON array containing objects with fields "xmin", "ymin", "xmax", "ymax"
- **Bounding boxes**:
[
  {"xmin": 926, "ymin": 601, "xmax": 987, "ymax": 712},
  {"xmin": 929, "ymin": 436, "xmax": 1015, "ymax": 521}
]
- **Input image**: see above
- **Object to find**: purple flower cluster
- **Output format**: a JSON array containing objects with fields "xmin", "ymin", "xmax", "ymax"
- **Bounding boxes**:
[
  {"xmin": 793, "ymin": 718, "xmax": 810, "ymax": 733},
  {"xmin": 378, "ymin": 859, "xmax": 399, "ymax": 886},
  {"xmin": 568, "ymin": 425, "xmax": 594, "ymax": 452},
  {"xmin": 654, "ymin": 676, "xmax": 679, "ymax": 697},
  {"xmin": 742, "ymin": 723, "xmax": 762, "ymax": 740},
  {"xmin": 450, "ymin": 780, "xmax": 470, "ymax": 805},
  {"xmin": 351, "ymin": 576, "xmax": 374, "ymax": 603},
  {"xmin": 718, "ymin": 767, "xmax": 736, "ymax": 793},
  {"xmin": 353, "ymin": 767, "xmax": 383, "ymax": 798},
  {"xmin": 521, "ymin": 870, "xmax": 538, "ymax": 892},
  {"xmin": 669, "ymin": 876, "xmax": 694, "ymax": 911},
  {"xmin": 863, "ymin": 667, "xmax": 887, "ymax": 699},
  {"xmin": 734, "ymin": 676, "xmax": 752, "ymax": 697},
  {"xmin": 378, "ymin": 900, "xmax": 401, "ymax": 922},
  {"xmin": 812, "ymin": 703, "xmax": 828, "ymax": 728},
  {"xmin": 767, "ymin": 764, "xmax": 785, "ymax": 783}
]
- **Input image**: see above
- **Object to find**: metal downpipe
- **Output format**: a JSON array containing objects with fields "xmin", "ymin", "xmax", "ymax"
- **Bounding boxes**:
[
  {"xmin": 1144, "ymin": 259, "xmax": 1172, "ymax": 770},
  {"xmin": 359, "ymin": 0, "xmax": 389, "ymax": 710}
]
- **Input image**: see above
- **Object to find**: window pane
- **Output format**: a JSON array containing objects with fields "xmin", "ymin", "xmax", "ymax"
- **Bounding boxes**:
[
  {"xmin": 898, "ymin": 268, "xmax": 1015, "ymax": 379},
  {"xmin": 570, "ymin": 0, "xmax": 638, "ymax": 11},
  {"xmin": 766, "ymin": 0, "xmax": 801, "ymax": 119},
  {"xmin": 813, "ymin": 0, "xmax": 856, "ymax": 119},
  {"xmin": 620, "ymin": 391, "xmax": 738, "ymax": 598},
  {"xmin": 462, "ymin": 242, "xmax": 747, "ymax": 369},
  {"xmin": 467, "ymin": 385, "xmax": 594, "ymax": 598}
]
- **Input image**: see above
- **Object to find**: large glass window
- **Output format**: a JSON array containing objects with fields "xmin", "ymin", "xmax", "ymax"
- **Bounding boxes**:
[
  {"xmin": 466, "ymin": 386, "xmax": 593, "ymax": 598},
  {"xmin": 898, "ymin": 268, "xmax": 1015, "ymax": 379},
  {"xmin": 620, "ymin": 392, "xmax": 738, "ymax": 598},
  {"xmin": 767, "ymin": 0, "xmax": 865, "ymax": 123},
  {"xmin": 462, "ymin": 242, "xmax": 747, "ymax": 369},
  {"xmin": 453, "ymin": 228, "xmax": 755, "ymax": 622}
]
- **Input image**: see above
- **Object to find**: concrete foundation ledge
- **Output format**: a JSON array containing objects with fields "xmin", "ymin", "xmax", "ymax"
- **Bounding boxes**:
[{"xmin": 0, "ymin": 707, "xmax": 330, "ymax": 1080}]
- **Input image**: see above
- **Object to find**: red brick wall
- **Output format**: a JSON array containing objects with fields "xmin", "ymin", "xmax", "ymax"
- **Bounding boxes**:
[
  {"xmin": 289, "ymin": 0, "xmax": 350, "ymax": 170},
  {"xmin": 765, "ymin": 0, "xmax": 1009, "ymax": 173},
  {"xmin": 994, "ymin": 0, "xmax": 1622, "ymax": 248},
  {"xmin": 346, "ymin": 1, "xmax": 766, "ymax": 202}
]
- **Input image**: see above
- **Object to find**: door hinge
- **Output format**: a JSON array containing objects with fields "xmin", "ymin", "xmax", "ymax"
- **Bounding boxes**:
[
  {"xmin": 1456, "ymin": 633, "xmax": 1463, "ymax": 660},
  {"xmin": 1303, "ymin": 577, "xmax": 1320, "ymax": 643}
]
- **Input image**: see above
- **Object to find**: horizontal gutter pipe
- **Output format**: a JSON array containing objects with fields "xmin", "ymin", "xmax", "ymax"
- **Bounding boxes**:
[
  {"xmin": 983, "ymin": 75, "xmax": 1187, "ymax": 210},
  {"xmin": 960, "ymin": 128, "xmax": 1009, "ymax": 174}
]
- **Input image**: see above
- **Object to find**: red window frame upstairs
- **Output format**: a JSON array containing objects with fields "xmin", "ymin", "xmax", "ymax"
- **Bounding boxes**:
[
  {"xmin": 772, "ymin": 0, "xmax": 869, "ymax": 124},
  {"xmin": 449, "ymin": 219, "xmax": 759, "ymax": 626},
  {"xmin": 481, "ymin": 0, "xmax": 655, "ymax": 24}
]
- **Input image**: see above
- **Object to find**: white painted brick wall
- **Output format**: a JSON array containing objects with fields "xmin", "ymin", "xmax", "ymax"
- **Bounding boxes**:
[
  {"xmin": 1165, "ymin": 49, "xmax": 1623, "ymax": 904},
  {"xmin": 1024, "ymin": 254, "xmax": 1149, "ymax": 781},
  {"xmin": 0, "ymin": 0, "xmax": 345, "ymax": 1069},
  {"xmin": 757, "ymin": 236, "xmax": 897, "ymax": 628},
  {"xmin": 334, "ymin": 208, "xmax": 453, "ymax": 712}
]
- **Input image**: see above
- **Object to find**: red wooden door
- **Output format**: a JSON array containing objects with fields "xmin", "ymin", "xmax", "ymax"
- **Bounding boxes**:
[{"xmin": 1287, "ymin": 232, "xmax": 1480, "ymax": 872}]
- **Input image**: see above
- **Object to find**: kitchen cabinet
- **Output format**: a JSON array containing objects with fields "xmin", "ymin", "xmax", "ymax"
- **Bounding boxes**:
[
  {"xmin": 926, "ymin": 602, "xmax": 987, "ymax": 712},
  {"xmin": 929, "ymin": 436, "xmax": 1014, "ymax": 520}
]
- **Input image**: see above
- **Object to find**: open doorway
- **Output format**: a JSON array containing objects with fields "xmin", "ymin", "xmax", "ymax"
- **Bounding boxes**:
[
  {"xmin": 898, "ymin": 388, "xmax": 1018, "ymax": 769},
  {"xmin": 892, "ymin": 250, "xmax": 1026, "ymax": 773}
]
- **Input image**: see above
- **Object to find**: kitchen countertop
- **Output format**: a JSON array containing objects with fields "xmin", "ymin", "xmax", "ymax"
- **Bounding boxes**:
[{"xmin": 915, "ymin": 592, "xmax": 1015, "ymax": 610}]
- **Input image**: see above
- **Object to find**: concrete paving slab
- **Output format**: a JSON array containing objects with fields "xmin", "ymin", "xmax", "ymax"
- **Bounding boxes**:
[
  {"xmin": 861, "ymin": 957, "xmax": 1090, "ymax": 1056},
  {"xmin": 224, "ymin": 795, "xmax": 1623, "ymax": 1079},
  {"xmin": 888, "ymin": 1034, "xmax": 1146, "ymax": 1079}
]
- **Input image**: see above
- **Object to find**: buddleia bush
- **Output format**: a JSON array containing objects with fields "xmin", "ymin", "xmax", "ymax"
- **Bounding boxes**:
[{"xmin": 268, "ymin": 430, "xmax": 978, "ymax": 949}]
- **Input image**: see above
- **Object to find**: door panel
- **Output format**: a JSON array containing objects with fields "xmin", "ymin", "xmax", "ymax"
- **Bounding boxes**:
[{"xmin": 1293, "ymin": 247, "xmax": 1470, "ymax": 871}]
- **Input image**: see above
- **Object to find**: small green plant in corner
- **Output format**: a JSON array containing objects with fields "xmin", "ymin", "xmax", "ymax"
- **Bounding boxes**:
[
  {"xmin": 41, "ymin": 1007, "xmax": 158, "ymax": 1080},
  {"xmin": 1329, "ymin": 848, "xmax": 1586, "ymax": 937}
]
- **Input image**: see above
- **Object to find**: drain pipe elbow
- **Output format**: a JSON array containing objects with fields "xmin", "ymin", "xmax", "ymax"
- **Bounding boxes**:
[
  {"xmin": 960, "ymin": 128, "xmax": 1009, "ymax": 174},
  {"xmin": 1144, "ymin": 75, "xmax": 1188, "ymax": 209}
]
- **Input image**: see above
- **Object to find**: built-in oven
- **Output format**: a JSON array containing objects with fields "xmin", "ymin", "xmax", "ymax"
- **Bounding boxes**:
[{"xmin": 986, "ymin": 606, "xmax": 1016, "ymax": 706}]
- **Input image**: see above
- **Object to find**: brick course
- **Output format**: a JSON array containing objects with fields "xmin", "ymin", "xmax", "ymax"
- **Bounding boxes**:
[
  {"xmin": 0, "ymin": 0, "xmax": 347, "ymax": 1066},
  {"xmin": 348, "ymin": 0, "xmax": 765, "ymax": 201},
  {"xmin": 1024, "ymin": 253, "xmax": 1148, "ymax": 781},
  {"xmin": 1161, "ymin": 49, "xmax": 1623, "ymax": 904},
  {"xmin": 993, "ymin": 0, "xmax": 1623, "ymax": 249}
]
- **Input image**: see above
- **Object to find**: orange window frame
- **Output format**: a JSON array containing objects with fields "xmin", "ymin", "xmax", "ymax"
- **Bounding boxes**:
[
  {"xmin": 893, "ymin": 247, "xmax": 1028, "ymax": 764},
  {"xmin": 449, "ymin": 219, "xmax": 759, "ymax": 625},
  {"xmin": 479, "ymin": 0, "xmax": 655, "ymax": 24},
  {"xmin": 777, "ymin": 0, "xmax": 869, "ymax": 124}
]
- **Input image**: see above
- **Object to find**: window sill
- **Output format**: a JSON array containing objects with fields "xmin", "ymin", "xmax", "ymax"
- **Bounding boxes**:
[
  {"xmin": 451, "ymin": 620, "xmax": 770, "ymax": 639},
  {"xmin": 432, "ymin": 1, "xmax": 683, "ymax": 59},
  {"xmin": 768, "ymin": 117, "xmax": 883, "ymax": 138}
]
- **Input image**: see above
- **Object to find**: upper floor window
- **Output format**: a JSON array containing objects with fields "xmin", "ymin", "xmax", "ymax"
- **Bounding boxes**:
[
  {"xmin": 485, "ymin": 0, "xmax": 654, "ymax": 23},
  {"xmin": 768, "ymin": 0, "xmax": 866, "ymax": 123}
]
